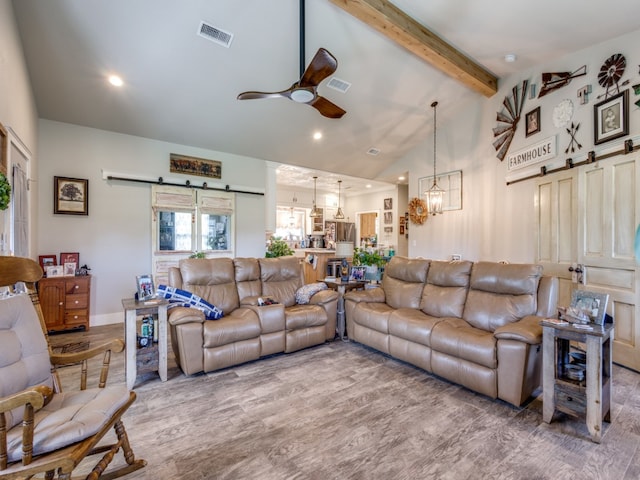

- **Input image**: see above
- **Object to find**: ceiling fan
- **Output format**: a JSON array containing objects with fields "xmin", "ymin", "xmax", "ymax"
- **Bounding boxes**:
[{"xmin": 237, "ymin": 1, "xmax": 346, "ymax": 119}]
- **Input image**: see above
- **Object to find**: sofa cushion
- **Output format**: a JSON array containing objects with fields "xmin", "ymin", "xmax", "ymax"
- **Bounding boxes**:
[
  {"xmin": 179, "ymin": 258, "xmax": 240, "ymax": 313},
  {"xmin": 234, "ymin": 257, "xmax": 262, "ymax": 300},
  {"xmin": 203, "ymin": 309, "xmax": 260, "ymax": 348},
  {"xmin": 259, "ymin": 257, "xmax": 303, "ymax": 307},
  {"xmin": 431, "ymin": 318, "xmax": 497, "ymax": 369},
  {"xmin": 463, "ymin": 262, "xmax": 542, "ymax": 332},
  {"xmin": 388, "ymin": 308, "xmax": 444, "ymax": 347},
  {"xmin": 6, "ymin": 385, "xmax": 132, "ymax": 463},
  {"xmin": 285, "ymin": 305, "xmax": 327, "ymax": 330},
  {"xmin": 351, "ymin": 302, "xmax": 394, "ymax": 334},
  {"xmin": 382, "ymin": 257, "xmax": 430, "ymax": 309},
  {"xmin": 420, "ymin": 260, "xmax": 472, "ymax": 318}
]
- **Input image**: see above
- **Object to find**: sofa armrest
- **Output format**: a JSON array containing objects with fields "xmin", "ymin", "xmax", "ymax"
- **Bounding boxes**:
[
  {"xmin": 168, "ymin": 306, "xmax": 205, "ymax": 326},
  {"xmin": 240, "ymin": 295, "xmax": 261, "ymax": 306},
  {"xmin": 344, "ymin": 287, "xmax": 386, "ymax": 304},
  {"xmin": 494, "ymin": 315, "xmax": 543, "ymax": 344},
  {"xmin": 309, "ymin": 289, "xmax": 339, "ymax": 305}
]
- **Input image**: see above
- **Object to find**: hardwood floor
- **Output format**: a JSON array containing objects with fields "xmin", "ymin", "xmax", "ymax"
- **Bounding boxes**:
[{"xmin": 49, "ymin": 324, "xmax": 640, "ymax": 480}]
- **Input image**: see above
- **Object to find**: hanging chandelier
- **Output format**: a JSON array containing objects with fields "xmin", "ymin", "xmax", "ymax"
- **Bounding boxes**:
[
  {"xmin": 309, "ymin": 176, "xmax": 320, "ymax": 218},
  {"xmin": 425, "ymin": 100, "xmax": 445, "ymax": 215},
  {"xmin": 334, "ymin": 180, "xmax": 345, "ymax": 219}
]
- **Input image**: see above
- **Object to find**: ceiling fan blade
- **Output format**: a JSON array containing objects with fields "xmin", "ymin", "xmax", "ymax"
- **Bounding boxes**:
[
  {"xmin": 310, "ymin": 96, "xmax": 346, "ymax": 119},
  {"xmin": 299, "ymin": 48, "xmax": 338, "ymax": 87},
  {"xmin": 237, "ymin": 89, "xmax": 292, "ymax": 100}
]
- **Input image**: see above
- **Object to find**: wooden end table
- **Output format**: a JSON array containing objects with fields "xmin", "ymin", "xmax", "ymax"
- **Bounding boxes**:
[
  {"xmin": 122, "ymin": 298, "xmax": 169, "ymax": 389},
  {"xmin": 541, "ymin": 319, "xmax": 613, "ymax": 443},
  {"xmin": 321, "ymin": 278, "xmax": 366, "ymax": 340}
]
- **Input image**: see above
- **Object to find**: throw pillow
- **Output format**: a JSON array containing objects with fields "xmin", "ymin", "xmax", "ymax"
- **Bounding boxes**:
[
  {"xmin": 156, "ymin": 285, "xmax": 223, "ymax": 320},
  {"xmin": 295, "ymin": 282, "xmax": 328, "ymax": 305}
]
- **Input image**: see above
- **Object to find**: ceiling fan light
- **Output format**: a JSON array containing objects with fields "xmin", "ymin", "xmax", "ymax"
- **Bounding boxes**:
[{"xmin": 291, "ymin": 89, "xmax": 315, "ymax": 103}]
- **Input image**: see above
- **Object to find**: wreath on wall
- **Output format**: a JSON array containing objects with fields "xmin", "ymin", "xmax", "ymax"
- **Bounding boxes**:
[
  {"xmin": 408, "ymin": 197, "xmax": 427, "ymax": 225},
  {"xmin": 0, "ymin": 172, "xmax": 11, "ymax": 211}
]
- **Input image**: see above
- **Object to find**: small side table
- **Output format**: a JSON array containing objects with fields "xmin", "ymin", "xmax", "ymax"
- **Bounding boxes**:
[
  {"xmin": 541, "ymin": 319, "xmax": 614, "ymax": 443},
  {"xmin": 321, "ymin": 279, "xmax": 366, "ymax": 340},
  {"xmin": 122, "ymin": 298, "xmax": 169, "ymax": 389}
]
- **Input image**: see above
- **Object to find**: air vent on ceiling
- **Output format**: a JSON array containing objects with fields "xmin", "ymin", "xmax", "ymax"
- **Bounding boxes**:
[
  {"xmin": 367, "ymin": 147, "xmax": 381, "ymax": 156},
  {"xmin": 327, "ymin": 77, "xmax": 351, "ymax": 93},
  {"xmin": 197, "ymin": 21, "xmax": 234, "ymax": 48}
]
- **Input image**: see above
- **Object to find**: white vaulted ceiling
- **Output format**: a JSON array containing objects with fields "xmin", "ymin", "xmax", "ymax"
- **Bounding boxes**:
[{"xmin": 11, "ymin": 0, "xmax": 640, "ymax": 188}]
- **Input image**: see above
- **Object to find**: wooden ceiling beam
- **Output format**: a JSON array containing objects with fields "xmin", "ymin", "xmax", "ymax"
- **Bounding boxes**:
[{"xmin": 328, "ymin": 0, "xmax": 498, "ymax": 97}]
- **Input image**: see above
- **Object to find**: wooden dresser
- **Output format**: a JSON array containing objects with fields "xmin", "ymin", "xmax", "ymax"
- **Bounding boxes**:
[{"xmin": 38, "ymin": 275, "xmax": 91, "ymax": 333}]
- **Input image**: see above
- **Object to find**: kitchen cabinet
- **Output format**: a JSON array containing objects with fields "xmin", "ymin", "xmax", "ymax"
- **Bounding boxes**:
[{"xmin": 38, "ymin": 275, "xmax": 91, "ymax": 333}]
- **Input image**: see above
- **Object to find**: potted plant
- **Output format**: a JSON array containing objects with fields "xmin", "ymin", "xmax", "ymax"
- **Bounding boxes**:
[
  {"xmin": 353, "ymin": 247, "xmax": 386, "ymax": 281},
  {"xmin": 0, "ymin": 172, "xmax": 11, "ymax": 211},
  {"xmin": 265, "ymin": 236, "xmax": 294, "ymax": 258}
]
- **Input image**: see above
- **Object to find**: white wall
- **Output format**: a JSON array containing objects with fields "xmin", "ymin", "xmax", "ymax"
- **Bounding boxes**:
[
  {"xmin": 0, "ymin": 0, "xmax": 39, "ymax": 254},
  {"xmin": 36, "ymin": 120, "xmax": 267, "ymax": 325},
  {"xmin": 401, "ymin": 28, "xmax": 640, "ymax": 263}
]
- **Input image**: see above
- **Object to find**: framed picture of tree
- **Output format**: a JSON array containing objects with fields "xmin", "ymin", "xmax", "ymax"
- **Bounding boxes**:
[{"xmin": 54, "ymin": 176, "xmax": 89, "ymax": 215}]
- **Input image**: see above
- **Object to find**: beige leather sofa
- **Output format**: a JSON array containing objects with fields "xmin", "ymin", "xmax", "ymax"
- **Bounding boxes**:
[
  {"xmin": 344, "ymin": 257, "xmax": 558, "ymax": 406},
  {"xmin": 167, "ymin": 256, "xmax": 338, "ymax": 375}
]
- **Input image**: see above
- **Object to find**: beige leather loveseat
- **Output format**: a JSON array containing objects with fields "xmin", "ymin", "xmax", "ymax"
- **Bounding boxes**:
[
  {"xmin": 344, "ymin": 257, "xmax": 558, "ymax": 406},
  {"xmin": 167, "ymin": 256, "xmax": 338, "ymax": 375}
]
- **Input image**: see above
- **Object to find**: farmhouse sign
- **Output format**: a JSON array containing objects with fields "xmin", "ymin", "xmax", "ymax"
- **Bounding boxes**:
[{"xmin": 507, "ymin": 136, "xmax": 557, "ymax": 171}]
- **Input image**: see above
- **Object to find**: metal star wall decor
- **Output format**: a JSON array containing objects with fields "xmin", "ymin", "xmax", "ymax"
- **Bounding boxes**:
[{"xmin": 493, "ymin": 80, "xmax": 528, "ymax": 161}]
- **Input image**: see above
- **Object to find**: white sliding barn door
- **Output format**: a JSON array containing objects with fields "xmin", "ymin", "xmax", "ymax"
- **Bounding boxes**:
[
  {"xmin": 580, "ymin": 157, "xmax": 639, "ymax": 370},
  {"xmin": 535, "ymin": 169, "xmax": 578, "ymax": 309},
  {"xmin": 536, "ymin": 155, "xmax": 640, "ymax": 370}
]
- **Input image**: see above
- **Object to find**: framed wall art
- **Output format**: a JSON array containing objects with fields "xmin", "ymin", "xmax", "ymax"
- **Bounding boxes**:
[
  {"xmin": 594, "ymin": 90, "xmax": 629, "ymax": 145},
  {"xmin": 54, "ymin": 176, "xmax": 88, "ymax": 215},
  {"xmin": 525, "ymin": 107, "xmax": 541, "ymax": 137},
  {"xmin": 384, "ymin": 198, "xmax": 392, "ymax": 210},
  {"xmin": 170, "ymin": 153, "xmax": 221, "ymax": 179}
]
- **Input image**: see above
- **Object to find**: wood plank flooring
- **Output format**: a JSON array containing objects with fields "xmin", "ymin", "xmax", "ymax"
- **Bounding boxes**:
[{"xmin": 49, "ymin": 324, "xmax": 640, "ymax": 480}]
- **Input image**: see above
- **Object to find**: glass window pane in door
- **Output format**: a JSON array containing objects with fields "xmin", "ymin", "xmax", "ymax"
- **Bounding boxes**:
[{"xmin": 201, "ymin": 213, "xmax": 231, "ymax": 251}]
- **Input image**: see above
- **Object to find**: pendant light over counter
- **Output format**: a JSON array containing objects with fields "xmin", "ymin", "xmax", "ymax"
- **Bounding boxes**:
[
  {"xmin": 309, "ymin": 176, "xmax": 320, "ymax": 218},
  {"xmin": 334, "ymin": 180, "xmax": 345, "ymax": 219},
  {"xmin": 425, "ymin": 100, "xmax": 445, "ymax": 215}
]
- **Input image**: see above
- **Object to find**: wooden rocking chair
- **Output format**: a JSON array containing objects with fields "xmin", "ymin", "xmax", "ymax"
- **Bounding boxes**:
[{"xmin": 0, "ymin": 256, "xmax": 145, "ymax": 479}]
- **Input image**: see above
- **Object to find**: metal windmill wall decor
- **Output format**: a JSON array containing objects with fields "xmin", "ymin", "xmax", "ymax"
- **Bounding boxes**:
[{"xmin": 493, "ymin": 80, "xmax": 528, "ymax": 161}]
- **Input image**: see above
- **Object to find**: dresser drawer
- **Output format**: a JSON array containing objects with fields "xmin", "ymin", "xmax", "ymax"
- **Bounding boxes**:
[
  {"xmin": 66, "ymin": 293, "xmax": 89, "ymax": 309},
  {"xmin": 65, "ymin": 309, "xmax": 89, "ymax": 325},
  {"xmin": 65, "ymin": 278, "xmax": 90, "ymax": 295}
]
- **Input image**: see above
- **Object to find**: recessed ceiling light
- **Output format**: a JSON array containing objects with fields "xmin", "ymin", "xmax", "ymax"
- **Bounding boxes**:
[
  {"xmin": 313, "ymin": 131, "xmax": 322, "ymax": 140},
  {"xmin": 504, "ymin": 54, "xmax": 517, "ymax": 63},
  {"xmin": 398, "ymin": 176, "xmax": 405, "ymax": 181},
  {"xmin": 365, "ymin": 184, "xmax": 372, "ymax": 189},
  {"xmin": 108, "ymin": 75, "xmax": 124, "ymax": 87}
]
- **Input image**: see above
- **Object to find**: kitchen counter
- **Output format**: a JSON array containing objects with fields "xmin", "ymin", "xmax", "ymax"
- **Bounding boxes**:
[{"xmin": 293, "ymin": 249, "xmax": 339, "ymax": 284}]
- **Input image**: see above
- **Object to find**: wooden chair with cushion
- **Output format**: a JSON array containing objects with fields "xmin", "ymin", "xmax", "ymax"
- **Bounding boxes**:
[{"xmin": 0, "ymin": 256, "xmax": 145, "ymax": 479}]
